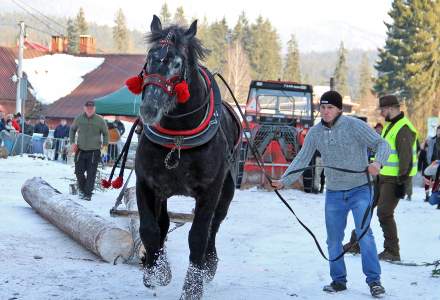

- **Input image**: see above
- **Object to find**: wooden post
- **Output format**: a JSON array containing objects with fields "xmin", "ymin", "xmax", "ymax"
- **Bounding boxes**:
[{"xmin": 21, "ymin": 177, "xmax": 133, "ymax": 263}]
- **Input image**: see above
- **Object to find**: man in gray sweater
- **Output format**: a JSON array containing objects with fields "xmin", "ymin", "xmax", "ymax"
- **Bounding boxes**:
[{"xmin": 271, "ymin": 91, "xmax": 390, "ymax": 298}]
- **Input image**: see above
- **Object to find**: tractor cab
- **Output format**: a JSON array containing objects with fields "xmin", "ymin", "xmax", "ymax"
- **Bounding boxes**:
[{"xmin": 237, "ymin": 80, "xmax": 314, "ymax": 189}]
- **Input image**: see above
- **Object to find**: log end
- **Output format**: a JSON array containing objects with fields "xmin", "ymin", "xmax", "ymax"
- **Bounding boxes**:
[{"xmin": 97, "ymin": 228, "xmax": 134, "ymax": 263}]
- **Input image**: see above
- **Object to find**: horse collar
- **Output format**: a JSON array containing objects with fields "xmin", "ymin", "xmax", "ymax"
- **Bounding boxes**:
[{"xmin": 143, "ymin": 67, "xmax": 222, "ymax": 150}]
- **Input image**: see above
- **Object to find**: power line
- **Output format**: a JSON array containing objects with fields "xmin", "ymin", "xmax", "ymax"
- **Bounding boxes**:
[
  {"xmin": 14, "ymin": 0, "xmax": 67, "ymax": 34},
  {"xmin": 10, "ymin": 0, "xmax": 62, "ymax": 36},
  {"xmin": 26, "ymin": 24, "xmax": 57, "ymax": 37}
]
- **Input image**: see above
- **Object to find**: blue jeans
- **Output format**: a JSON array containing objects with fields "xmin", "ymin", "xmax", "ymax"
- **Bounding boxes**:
[{"xmin": 325, "ymin": 184, "xmax": 381, "ymax": 285}]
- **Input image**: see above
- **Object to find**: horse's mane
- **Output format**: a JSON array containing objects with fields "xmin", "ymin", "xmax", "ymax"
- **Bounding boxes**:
[{"xmin": 146, "ymin": 25, "xmax": 209, "ymax": 68}]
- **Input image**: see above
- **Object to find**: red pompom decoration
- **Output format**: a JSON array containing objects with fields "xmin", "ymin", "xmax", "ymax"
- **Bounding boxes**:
[
  {"xmin": 101, "ymin": 179, "xmax": 111, "ymax": 189},
  {"xmin": 111, "ymin": 176, "xmax": 123, "ymax": 189},
  {"xmin": 126, "ymin": 76, "xmax": 144, "ymax": 95},
  {"xmin": 175, "ymin": 80, "xmax": 190, "ymax": 104}
]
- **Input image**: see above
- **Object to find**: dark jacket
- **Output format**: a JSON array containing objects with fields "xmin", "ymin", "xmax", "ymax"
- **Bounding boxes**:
[
  {"xmin": 54, "ymin": 124, "xmax": 70, "ymax": 139},
  {"xmin": 23, "ymin": 123, "xmax": 34, "ymax": 136},
  {"xmin": 34, "ymin": 122, "xmax": 49, "ymax": 137},
  {"xmin": 114, "ymin": 120, "xmax": 125, "ymax": 136},
  {"xmin": 0, "ymin": 118, "xmax": 5, "ymax": 132}
]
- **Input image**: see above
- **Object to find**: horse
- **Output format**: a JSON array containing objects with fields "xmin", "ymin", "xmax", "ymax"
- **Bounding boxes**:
[{"xmin": 133, "ymin": 15, "xmax": 241, "ymax": 299}]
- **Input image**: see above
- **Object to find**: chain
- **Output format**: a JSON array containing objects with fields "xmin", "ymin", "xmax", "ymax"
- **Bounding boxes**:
[{"xmin": 164, "ymin": 136, "xmax": 183, "ymax": 169}]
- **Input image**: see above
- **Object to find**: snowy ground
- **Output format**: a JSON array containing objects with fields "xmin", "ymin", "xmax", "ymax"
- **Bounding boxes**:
[{"xmin": 0, "ymin": 156, "xmax": 439, "ymax": 300}]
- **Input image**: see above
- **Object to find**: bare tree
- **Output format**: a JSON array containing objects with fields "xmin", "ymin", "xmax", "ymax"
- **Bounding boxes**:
[{"xmin": 223, "ymin": 41, "xmax": 252, "ymax": 103}]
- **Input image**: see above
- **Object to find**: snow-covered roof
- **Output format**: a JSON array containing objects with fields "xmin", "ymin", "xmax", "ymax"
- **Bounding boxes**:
[{"xmin": 22, "ymin": 54, "xmax": 104, "ymax": 105}]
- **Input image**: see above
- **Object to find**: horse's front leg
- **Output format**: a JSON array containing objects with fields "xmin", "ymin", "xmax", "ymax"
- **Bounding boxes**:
[
  {"xmin": 136, "ymin": 180, "xmax": 171, "ymax": 288},
  {"xmin": 180, "ymin": 186, "xmax": 221, "ymax": 300}
]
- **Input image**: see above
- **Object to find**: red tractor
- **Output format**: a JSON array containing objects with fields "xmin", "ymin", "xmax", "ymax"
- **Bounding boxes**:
[{"xmin": 237, "ymin": 80, "xmax": 316, "ymax": 191}]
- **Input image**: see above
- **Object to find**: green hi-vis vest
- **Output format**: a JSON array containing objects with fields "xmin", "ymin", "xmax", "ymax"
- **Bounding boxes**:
[{"xmin": 380, "ymin": 117, "xmax": 418, "ymax": 177}]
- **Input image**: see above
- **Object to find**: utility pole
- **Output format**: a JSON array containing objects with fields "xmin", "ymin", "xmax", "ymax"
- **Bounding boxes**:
[{"xmin": 16, "ymin": 21, "xmax": 25, "ymax": 114}]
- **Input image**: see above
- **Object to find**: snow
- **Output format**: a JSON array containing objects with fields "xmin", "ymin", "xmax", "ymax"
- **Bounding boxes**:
[
  {"xmin": 22, "ymin": 54, "xmax": 104, "ymax": 104},
  {"xmin": 1, "ymin": 156, "xmax": 439, "ymax": 300}
]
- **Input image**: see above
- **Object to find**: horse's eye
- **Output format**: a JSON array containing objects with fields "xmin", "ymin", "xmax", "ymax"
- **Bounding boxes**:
[{"xmin": 174, "ymin": 62, "xmax": 181, "ymax": 69}]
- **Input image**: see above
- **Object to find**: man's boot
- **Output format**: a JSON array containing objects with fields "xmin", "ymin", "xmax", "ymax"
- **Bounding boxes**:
[
  {"xmin": 425, "ymin": 192, "xmax": 430, "ymax": 202},
  {"xmin": 378, "ymin": 249, "xmax": 400, "ymax": 261}
]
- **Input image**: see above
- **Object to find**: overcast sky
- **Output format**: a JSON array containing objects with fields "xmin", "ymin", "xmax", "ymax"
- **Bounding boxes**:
[{"xmin": 2, "ymin": 0, "xmax": 394, "ymax": 51}]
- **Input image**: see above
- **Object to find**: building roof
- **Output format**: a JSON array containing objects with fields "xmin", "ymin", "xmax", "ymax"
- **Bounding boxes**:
[
  {"xmin": 44, "ymin": 54, "xmax": 145, "ymax": 119},
  {"xmin": 0, "ymin": 46, "xmax": 45, "ymax": 102}
]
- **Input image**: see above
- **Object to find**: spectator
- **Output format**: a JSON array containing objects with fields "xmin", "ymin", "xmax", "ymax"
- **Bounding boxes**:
[
  {"xmin": 419, "ymin": 139, "xmax": 431, "ymax": 202},
  {"xmin": 114, "ymin": 116, "xmax": 125, "ymax": 136},
  {"xmin": 69, "ymin": 101, "xmax": 109, "ymax": 201},
  {"xmin": 54, "ymin": 119, "xmax": 70, "ymax": 161},
  {"xmin": 424, "ymin": 160, "xmax": 440, "ymax": 209},
  {"xmin": 426, "ymin": 125, "xmax": 440, "ymax": 166},
  {"xmin": 374, "ymin": 123, "xmax": 383, "ymax": 135},
  {"xmin": 12, "ymin": 113, "xmax": 21, "ymax": 132},
  {"xmin": 23, "ymin": 119, "xmax": 34, "ymax": 136},
  {"xmin": 34, "ymin": 116, "xmax": 49, "ymax": 137},
  {"xmin": 376, "ymin": 95, "xmax": 417, "ymax": 262},
  {"xmin": 0, "ymin": 111, "xmax": 5, "ymax": 145}
]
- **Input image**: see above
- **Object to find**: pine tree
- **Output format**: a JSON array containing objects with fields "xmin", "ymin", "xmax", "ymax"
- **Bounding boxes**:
[
  {"xmin": 283, "ymin": 34, "xmax": 301, "ymax": 82},
  {"xmin": 159, "ymin": 3, "xmax": 172, "ymax": 25},
  {"xmin": 66, "ymin": 18, "xmax": 78, "ymax": 54},
  {"xmin": 113, "ymin": 8, "xmax": 128, "ymax": 53},
  {"xmin": 374, "ymin": 0, "xmax": 411, "ymax": 98},
  {"xmin": 232, "ymin": 12, "xmax": 252, "ymax": 59},
  {"xmin": 357, "ymin": 53, "xmax": 373, "ymax": 100},
  {"xmin": 248, "ymin": 16, "xmax": 282, "ymax": 80},
  {"xmin": 204, "ymin": 18, "xmax": 229, "ymax": 73},
  {"xmin": 75, "ymin": 7, "xmax": 88, "ymax": 35},
  {"xmin": 334, "ymin": 41, "xmax": 349, "ymax": 96},
  {"xmin": 375, "ymin": 0, "xmax": 440, "ymax": 136},
  {"xmin": 173, "ymin": 6, "xmax": 187, "ymax": 26}
]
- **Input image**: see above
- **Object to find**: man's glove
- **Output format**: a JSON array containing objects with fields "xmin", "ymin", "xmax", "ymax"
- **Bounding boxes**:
[{"xmin": 395, "ymin": 183, "xmax": 406, "ymax": 199}]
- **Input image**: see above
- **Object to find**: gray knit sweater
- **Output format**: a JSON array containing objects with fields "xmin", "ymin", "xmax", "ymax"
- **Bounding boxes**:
[{"xmin": 281, "ymin": 115, "xmax": 390, "ymax": 191}]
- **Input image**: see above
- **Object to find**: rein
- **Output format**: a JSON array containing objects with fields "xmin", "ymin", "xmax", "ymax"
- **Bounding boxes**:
[{"xmin": 215, "ymin": 73, "xmax": 376, "ymax": 262}]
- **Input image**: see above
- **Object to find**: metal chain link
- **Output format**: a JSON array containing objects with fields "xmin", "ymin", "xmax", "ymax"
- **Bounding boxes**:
[{"xmin": 164, "ymin": 136, "xmax": 183, "ymax": 169}]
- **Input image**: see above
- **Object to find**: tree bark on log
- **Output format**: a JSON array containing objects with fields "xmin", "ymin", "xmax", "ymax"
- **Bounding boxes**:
[{"xmin": 21, "ymin": 177, "xmax": 133, "ymax": 263}]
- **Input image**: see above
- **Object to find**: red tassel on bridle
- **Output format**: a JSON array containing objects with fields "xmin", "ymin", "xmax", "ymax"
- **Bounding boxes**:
[
  {"xmin": 175, "ymin": 80, "xmax": 190, "ymax": 104},
  {"xmin": 125, "ymin": 75, "xmax": 144, "ymax": 95},
  {"xmin": 125, "ymin": 73, "xmax": 190, "ymax": 104}
]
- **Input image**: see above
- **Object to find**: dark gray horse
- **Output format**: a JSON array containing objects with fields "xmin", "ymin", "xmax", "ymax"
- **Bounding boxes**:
[{"xmin": 135, "ymin": 15, "xmax": 241, "ymax": 299}]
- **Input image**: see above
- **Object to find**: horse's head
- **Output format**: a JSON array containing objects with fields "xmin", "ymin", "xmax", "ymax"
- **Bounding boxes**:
[{"xmin": 139, "ymin": 15, "xmax": 206, "ymax": 125}]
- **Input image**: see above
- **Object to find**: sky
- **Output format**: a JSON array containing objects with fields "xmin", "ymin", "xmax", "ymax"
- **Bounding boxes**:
[{"xmin": 2, "ymin": 0, "xmax": 394, "ymax": 51}]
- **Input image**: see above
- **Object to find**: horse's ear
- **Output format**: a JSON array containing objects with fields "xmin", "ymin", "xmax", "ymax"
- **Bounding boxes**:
[
  {"xmin": 151, "ymin": 15, "xmax": 162, "ymax": 33},
  {"xmin": 184, "ymin": 20, "xmax": 197, "ymax": 40}
]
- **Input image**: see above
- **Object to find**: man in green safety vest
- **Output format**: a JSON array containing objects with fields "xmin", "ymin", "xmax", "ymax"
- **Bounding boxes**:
[{"xmin": 377, "ymin": 95, "xmax": 418, "ymax": 262}]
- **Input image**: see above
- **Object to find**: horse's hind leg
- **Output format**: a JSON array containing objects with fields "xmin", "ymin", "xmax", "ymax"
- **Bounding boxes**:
[
  {"xmin": 136, "ymin": 181, "xmax": 171, "ymax": 288},
  {"xmin": 205, "ymin": 173, "xmax": 235, "ymax": 282}
]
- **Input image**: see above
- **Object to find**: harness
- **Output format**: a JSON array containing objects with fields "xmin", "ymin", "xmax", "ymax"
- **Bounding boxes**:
[{"xmin": 143, "ymin": 67, "xmax": 222, "ymax": 150}]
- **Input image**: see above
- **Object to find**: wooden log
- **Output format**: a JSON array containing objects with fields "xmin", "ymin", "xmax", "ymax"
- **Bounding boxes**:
[
  {"xmin": 21, "ymin": 177, "xmax": 134, "ymax": 263},
  {"xmin": 122, "ymin": 187, "xmax": 194, "ymax": 223}
]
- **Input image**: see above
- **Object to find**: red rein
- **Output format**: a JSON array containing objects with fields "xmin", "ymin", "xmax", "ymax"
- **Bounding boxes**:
[{"xmin": 125, "ymin": 73, "xmax": 190, "ymax": 104}]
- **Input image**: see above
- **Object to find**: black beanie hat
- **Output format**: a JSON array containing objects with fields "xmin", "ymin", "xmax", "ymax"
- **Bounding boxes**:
[{"xmin": 320, "ymin": 91, "xmax": 343, "ymax": 110}]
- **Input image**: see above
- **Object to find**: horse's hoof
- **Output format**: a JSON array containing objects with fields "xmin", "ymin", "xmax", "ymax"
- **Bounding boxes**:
[
  {"xmin": 204, "ymin": 253, "xmax": 218, "ymax": 283},
  {"xmin": 180, "ymin": 263, "xmax": 204, "ymax": 300},
  {"xmin": 143, "ymin": 252, "xmax": 172, "ymax": 288}
]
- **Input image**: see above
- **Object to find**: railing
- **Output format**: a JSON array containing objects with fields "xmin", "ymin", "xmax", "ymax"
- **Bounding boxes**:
[{"xmin": 0, "ymin": 132, "xmax": 137, "ymax": 167}]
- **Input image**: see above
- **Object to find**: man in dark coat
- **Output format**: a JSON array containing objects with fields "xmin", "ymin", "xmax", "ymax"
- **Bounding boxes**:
[
  {"xmin": 376, "ymin": 95, "xmax": 417, "ymax": 262},
  {"xmin": 113, "ymin": 116, "xmax": 125, "ymax": 136},
  {"xmin": 54, "ymin": 119, "xmax": 70, "ymax": 161},
  {"xmin": 34, "ymin": 116, "xmax": 49, "ymax": 137},
  {"xmin": 23, "ymin": 119, "xmax": 34, "ymax": 136}
]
